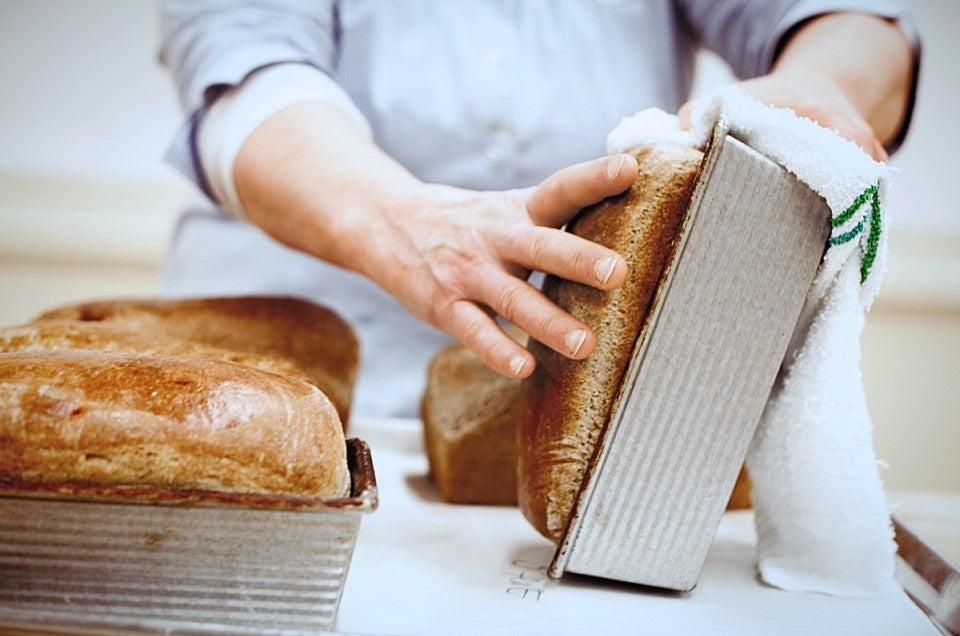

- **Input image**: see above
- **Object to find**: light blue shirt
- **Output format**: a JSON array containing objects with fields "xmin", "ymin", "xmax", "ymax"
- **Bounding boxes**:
[{"xmin": 158, "ymin": 0, "xmax": 913, "ymax": 417}]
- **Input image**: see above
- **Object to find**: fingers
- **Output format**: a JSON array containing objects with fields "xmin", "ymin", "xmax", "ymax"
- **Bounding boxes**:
[
  {"xmin": 438, "ymin": 299, "xmax": 536, "ymax": 379},
  {"xmin": 807, "ymin": 102, "xmax": 889, "ymax": 162},
  {"xmin": 525, "ymin": 153, "xmax": 638, "ymax": 227},
  {"xmin": 468, "ymin": 268, "xmax": 596, "ymax": 362},
  {"xmin": 378, "ymin": 169, "xmax": 638, "ymax": 380},
  {"xmin": 873, "ymin": 139, "xmax": 889, "ymax": 163},
  {"xmin": 735, "ymin": 74, "xmax": 890, "ymax": 163},
  {"xmin": 850, "ymin": 127, "xmax": 888, "ymax": 162},
  {"xmin": 810, "ymin": 109, "xmax": 889, "ymax": 163},
  {"xmin": 497, "ymin": 225, "xmax": 627, "ymax": 291},
  {"xmin": 436, "ymin": 270, "xmax": 598, "ymax": 379}
]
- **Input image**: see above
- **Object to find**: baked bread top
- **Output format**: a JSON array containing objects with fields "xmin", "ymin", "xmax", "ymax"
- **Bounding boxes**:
[
  {"xmin": 516, "ymin": 143, "xmax": 704, "ymax": 542},
  {"xmin": 0, "ymin": 319, "xmax": 310, "ymax": 384},
  {"xmin": 34, "ymin": 296, "xmax": 359, "ymax": 425},
  {"xmin": 0, "ymin": 349, "xmax": 350, "ymax": 498}
]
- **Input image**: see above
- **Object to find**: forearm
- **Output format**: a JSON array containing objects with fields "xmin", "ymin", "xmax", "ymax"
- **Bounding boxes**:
[
  {"xmin": 774, "ymin": 12, "xmax": 914, "ymax": 148},
  {"xmin": 233, "ymin": 101, "xmax": 420, "ymax": 276}
]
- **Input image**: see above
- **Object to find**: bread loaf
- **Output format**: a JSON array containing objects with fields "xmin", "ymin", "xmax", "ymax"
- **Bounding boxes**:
[
  {"xmin": 0, "ymin": 349, "xmax": 350, "ymax": 497},
  {"xmin": 422, "ymin": 339, "xmax": 522, "ymax": 505},
  {"xmin": 516, "ymin": 143, "xmax": 704, "ymax": 542},
  {"xmin": 422, "ymin": 338, "xmax": 752, "ymax": 509},
  {"xmin": 727, "ymin": 466, "xmax": 752, "ymax": 510},
  {"xmin": 34, "ymin": 296, "xmax": 359, "ymax": 425},
  {"xmin": 0, "ymin": 320, "xmax": 311, "ymax": 385}
]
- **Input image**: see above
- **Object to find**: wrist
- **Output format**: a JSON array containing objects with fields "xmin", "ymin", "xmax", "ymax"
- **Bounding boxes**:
[{"xmin": 329, "ymin": 177, "xmax": 436, "ymax": 280}]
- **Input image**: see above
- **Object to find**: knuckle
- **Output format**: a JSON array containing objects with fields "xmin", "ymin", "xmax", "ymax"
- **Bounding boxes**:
[
  {"xmin": 527, "ymin": 230, "xmax": 552, "ymax": 265},
  {"xmin": 461, "ymin": 311, "xmax": 488, "ymax": 345},
  {"xmin": 496, "ymin": 282, "xmax": 527, "ymax": 322},
  {"xmin": 461, "ymin": 315, "xmax": 511, "ymax": 371},
  {"xmin": 537, "ymin": 313, "xmax": 568, "ymax": 345},
  {"xmin": 479, "ymin": 337, "xmax": 507, "ymax": 368},
  {"xmin": 423, "ymin": 295, "xmax": 452, "ymax": 327},
  {"xmin": 570, "ymin": 247, "xmax": 592, "ymax": 280}
]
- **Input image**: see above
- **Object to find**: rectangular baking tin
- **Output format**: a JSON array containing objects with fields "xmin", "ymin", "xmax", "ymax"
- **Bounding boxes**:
[
  {"xmin": 549, "ymin": 124, "xmax": 831, "ymax": 591},
  {"xmin": 0, "ymin": 437, "xmax": 377, "ymax": 634}
]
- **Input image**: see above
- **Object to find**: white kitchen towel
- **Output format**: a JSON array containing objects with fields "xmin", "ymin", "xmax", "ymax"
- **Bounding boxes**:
[{"xmin": 606, "ymin": 87, "xmax": 897, "ymax": 596}]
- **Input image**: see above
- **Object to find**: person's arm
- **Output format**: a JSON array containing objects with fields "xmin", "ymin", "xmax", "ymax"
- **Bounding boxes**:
[
  {"xmin": 681, "ymin": 12, "xmax": 916, "ymax": 161},
  {"xmin": 788, "ymin": 15, "xmax": 916, "ymax": 142},
  {"xmin": 158, "ymin": 0, "xmax": 343, "ymax": 199},
  {"xmin": 160, "ymin": 1, "xmax": 636, "ymax": 380},
  {"xmin": 233, "ymin": 101, "xmax": 637, "ymax": 379}
]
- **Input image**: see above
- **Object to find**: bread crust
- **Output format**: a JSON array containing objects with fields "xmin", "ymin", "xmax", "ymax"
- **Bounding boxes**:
[
  {"xmin": 34, "ymin": 296, "xmax": 359, "ymax": 425},
  {"xmin": 0, "ymin": 349, "xmax": 350, "ymax": 497},
  {"xmin": 517, "ymin": 144, "xmax": 704, "ymax": 542},
  {"xmin": 0, "ymin": 319, "xmax": 312, "ymax": 384},
  {"xmin": 422, "ymin": 341, "xmax": 521, "ymax": 505}
]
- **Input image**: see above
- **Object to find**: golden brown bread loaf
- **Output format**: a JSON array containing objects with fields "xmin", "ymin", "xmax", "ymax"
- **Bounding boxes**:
[
  {"xmin": 0, "ymin": 319, "xmax": 311, "ymax": 385},
  {"xmin": 516, "ymin": 143, "xmax": 705, "ymax": 542},
  {"xmin": 34, "ymin": 296, "xmax": 359, "ymax": 425},
  {"xmin": 421, "ymin": 339, "xmax": 523, "ymax": 505},
  {"xmin": 0, "ymin": 349, "xmax": 350, "ymax": 497}
]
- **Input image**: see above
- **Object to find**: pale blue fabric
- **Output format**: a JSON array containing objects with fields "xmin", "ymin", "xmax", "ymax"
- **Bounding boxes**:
[{"xmin": 157, "ymin": 0, "xmax": 913, "ymax": 417}]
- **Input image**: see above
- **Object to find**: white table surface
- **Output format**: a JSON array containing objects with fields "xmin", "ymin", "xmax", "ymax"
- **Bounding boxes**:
[{"xmin": 336, "ymin": 418, "xmax": 946, "ymax": 636}]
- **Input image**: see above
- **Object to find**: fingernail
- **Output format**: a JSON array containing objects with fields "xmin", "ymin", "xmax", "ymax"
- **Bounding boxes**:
[
  {"xmin": 606, "ymin": 154, "xmax": 626, "ymax": 180},
  {"xmin": 594, "ymin": 255, "xmax": 617, "ymax": 285},
  {"xmin": 509, "ymin": 355, "xmax": 527, "ymax": 377},
  {"xmin": 565, "ymin": 329, "xmax": 587, "ymax": 357}
]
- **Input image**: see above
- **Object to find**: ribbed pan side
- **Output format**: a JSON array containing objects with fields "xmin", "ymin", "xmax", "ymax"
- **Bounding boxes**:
[{"xmin": 0, "ymin": 497, "xmax": 361, "ymax": 633}]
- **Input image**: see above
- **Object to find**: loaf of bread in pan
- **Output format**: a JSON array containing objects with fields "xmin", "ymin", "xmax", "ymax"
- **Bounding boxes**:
[
  {"xmin": 0, "ymin": 319, "xmax": 311, "ymax": 386},
  {"xmin": 422, "ymin": 339, "xmax": 523, "ymax": 505},
  {"xmin": 34, "ymin": 296, "xmax": 359, "ymax": 425},
  {"xmin": 516, "ymin": 143, "xmax": 704, "ymax": 542},
  {"xmin": 0, "ymin": 349, "xmax": 350, "ymax": 497}
]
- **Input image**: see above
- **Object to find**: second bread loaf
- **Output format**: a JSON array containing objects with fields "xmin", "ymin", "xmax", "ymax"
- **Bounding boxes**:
[{"xmin": 34, "ymin": 296, "xmax": 359, "ymax": 425}]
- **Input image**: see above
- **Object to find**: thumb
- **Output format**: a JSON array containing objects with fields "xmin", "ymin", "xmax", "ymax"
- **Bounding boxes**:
[{"xmin": 525, "ymin": 154, "xmax": 638, "ymax": 227}]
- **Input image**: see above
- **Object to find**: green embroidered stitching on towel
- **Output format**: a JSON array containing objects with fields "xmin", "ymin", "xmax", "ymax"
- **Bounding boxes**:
[{"xmin": 828, "ymin": 184, "xmax": 881, "ymax": 283}]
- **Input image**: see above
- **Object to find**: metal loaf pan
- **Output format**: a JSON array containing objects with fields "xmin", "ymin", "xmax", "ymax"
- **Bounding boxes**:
[
  {"xmin": 0, "ymin": 437, "xmax": 377, "ymax": 634},
  {"xmin": 548, "ymin": 126, "xmax": 832, "ymax": 590}
]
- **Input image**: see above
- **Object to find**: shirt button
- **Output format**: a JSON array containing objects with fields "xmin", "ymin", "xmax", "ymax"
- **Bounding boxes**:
[
  {"xmin": 485, "ymin": 145, "xmax": 505, "ymax": 166},
  {"xmin": 486, "ymin": 121, "xmax": 527, "ymax": 166}
]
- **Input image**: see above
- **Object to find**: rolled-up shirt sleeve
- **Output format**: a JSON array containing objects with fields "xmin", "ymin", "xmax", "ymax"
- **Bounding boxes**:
[{"xmin": 158, "ymin": 0, "xmax": 338, "ymax": 195}]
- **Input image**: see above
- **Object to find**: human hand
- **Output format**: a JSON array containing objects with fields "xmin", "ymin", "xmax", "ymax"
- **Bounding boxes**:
[
  {"xmin": 234, "ymin": 101, "xmax": 639, "ymax": 379},
  {"xmin": 677, "ymin": 69, "xmax": 889, "ymax": 162},
  {"xmin": 356, "ymin": 154, "xmax": 639, "ymax": 379},
  {"xmin": 678, "ymin": 13, "xmax": 913, "ymax": 164}
]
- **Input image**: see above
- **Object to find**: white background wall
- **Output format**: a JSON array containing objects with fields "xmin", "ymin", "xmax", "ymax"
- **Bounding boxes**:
[{"xmin": 0, "ymin": 1, "xmax": 957, "ymax": 493}]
